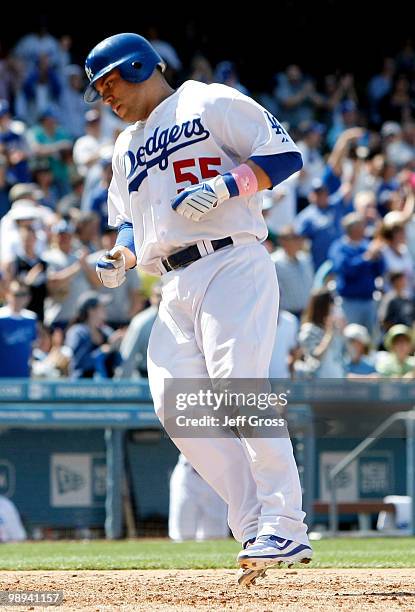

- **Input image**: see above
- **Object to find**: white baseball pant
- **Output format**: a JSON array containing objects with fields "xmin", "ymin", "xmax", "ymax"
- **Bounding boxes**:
[{"xmin": 148, "ymin": 241, "xmax": 310, "ymax": 546}]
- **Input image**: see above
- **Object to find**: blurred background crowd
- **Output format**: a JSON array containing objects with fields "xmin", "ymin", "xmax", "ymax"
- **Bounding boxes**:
[{"xmin": 1, "ymin": 22, "xmax": 415, "ymax": 381}]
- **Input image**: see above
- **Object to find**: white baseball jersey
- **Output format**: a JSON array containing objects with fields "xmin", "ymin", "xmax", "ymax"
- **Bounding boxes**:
[
  {"xmin": 108, "ymin": 80, "xmax": 300, "ymax": 275},
  {"xmin": 0, "ymin": 495, "xmax": 27, "ymax": 542}
]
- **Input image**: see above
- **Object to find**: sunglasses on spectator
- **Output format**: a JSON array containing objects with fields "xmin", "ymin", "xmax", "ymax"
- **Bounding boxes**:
[{"xmin": 13, "ymin": 291, "xmax": 29, "ymax": 297}]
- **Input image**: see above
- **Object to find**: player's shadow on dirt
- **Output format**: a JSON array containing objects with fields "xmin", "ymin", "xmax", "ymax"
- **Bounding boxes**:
[{"xmin": 337, "ymin": 592, "xmax": 415, "ymax": 598}]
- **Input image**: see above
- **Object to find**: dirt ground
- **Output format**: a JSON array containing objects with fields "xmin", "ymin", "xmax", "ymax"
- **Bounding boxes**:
[{"xmin": 1, "ymin": 568, "xmax": 415, "ymax": 611}]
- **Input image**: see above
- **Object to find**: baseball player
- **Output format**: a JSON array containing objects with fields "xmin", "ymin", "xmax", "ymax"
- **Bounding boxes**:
[
  {"xmin": 169, "ymin": 453, "xmax": 229, "ymax": 542},
  {"xmin": 85, "ymin": 33, "xmax": 312, "ymax": 585}
]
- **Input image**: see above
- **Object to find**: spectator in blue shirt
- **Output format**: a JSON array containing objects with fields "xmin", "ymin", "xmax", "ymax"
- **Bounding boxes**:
[
  {"xmin": 328, "ymin": 212, "xmax": 385, "ymax": 334},
  {"xmin": 0, "ymin": 280, "xmax": 37, "ymax": 377},
  {"xmin": 327, "ymin": 99, "xmax": 359, "ymax": 149},
  {"xmin": 343, "ymin": 323, "xmax": 377, "ymax": 377},
  {"xmin": 64, "ymin": 291, "xmax": 122, "ymax": 379},
  {"xmin": 294, "ymin": 177, "xmax": 351, "ymax": 270},
  {"xmin": 294, "ymin": 128, "xmax": 364, "ymax": 270},
  {"xmin": 0, "ymin": 99, "xmax": 31, "ymax": 184},
  {"xmin": 214, "ymin": 61, "xmax": 249, "ymax": 95},
  {"xmin": 16, "ymin": 55, "xmax": 62, "ymax": 126},
  {"xmin": 376, "ymin": 156, "xmax": 400, "ymax": 217}
]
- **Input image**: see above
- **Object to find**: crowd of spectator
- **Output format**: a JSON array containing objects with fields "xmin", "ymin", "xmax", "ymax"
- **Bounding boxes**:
[{"xmin": 1, "ymin": 26, "xmax": 415, "ymax": 380}]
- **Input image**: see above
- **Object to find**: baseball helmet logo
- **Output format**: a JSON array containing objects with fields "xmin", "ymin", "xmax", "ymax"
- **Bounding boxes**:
[{"xmin": 85, "ymin": 66, "xmax": 94, "ymax": 81}]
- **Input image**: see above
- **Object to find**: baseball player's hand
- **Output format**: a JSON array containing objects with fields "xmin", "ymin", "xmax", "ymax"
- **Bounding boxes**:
[
  {"xmin": 96, "ymin": 247, "xmax": 126, "ymax": 288},
  {"xmin": 171, "ymin": 176, "xmax": 230, "ymax": 221}
]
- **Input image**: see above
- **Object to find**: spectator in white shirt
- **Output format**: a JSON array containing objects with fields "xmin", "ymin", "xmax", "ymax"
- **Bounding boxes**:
[
  {"xmin": 73, "ymin": 109, "xmax": 102, "ymax": 177},
  {"xmin": 272, "ymin": 225, "xmax": 314, "ymax": 319}
]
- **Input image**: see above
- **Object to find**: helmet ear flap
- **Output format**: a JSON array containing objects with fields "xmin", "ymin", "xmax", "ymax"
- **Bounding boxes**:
[{"xmin": 119, "ymin": 60, "xmax": 144, "ymax": 83}]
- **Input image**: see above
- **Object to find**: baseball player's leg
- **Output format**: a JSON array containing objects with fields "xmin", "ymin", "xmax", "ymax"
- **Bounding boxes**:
[
  {"xmin": 200, "ymin": 243, "xmax": 310, "ymax": 546},
  {"xmin": 147, "ymin": 297, "xmax": 259, "ymax": 544},
  {"xmin": 168, "ymin": 456, "xmax": 198, "ymax": 541}
]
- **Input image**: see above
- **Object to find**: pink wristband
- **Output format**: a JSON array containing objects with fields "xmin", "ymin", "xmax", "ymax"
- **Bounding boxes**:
[{"xmin": 230, "ymin": 164, "xmax": 259, "ymax": 197}]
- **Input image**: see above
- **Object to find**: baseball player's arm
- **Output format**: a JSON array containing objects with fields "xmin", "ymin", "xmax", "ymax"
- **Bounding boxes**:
[
  {"xmin": 172, "ymin": 89, "xmax": 303, "ymax": 221},
  {"xmin": 96, "ymin": 223, "xmax": 137, "ymax": 288},
  {"xmin": 109, "ymin": 245, "xmax": 137, "ymax": 270},
  {"xmin": 96, "ymin": 138, "xmax": 138, "ymax": 287},
  {"xmin": 171, "ymin": 152, "xmax": 302, "ymax": 221},
  {"xmin": 245, "ymin": 159, "xmax": 272, "ymax": 190}
]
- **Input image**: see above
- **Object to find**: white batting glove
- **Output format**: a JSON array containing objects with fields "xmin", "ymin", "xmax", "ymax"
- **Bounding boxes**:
[
  {"xmin": 96, "ymin": 247, "xmax": 126, "ymax": 288},
  {"xmin": 171, "ymin": 175, "xmax": 230, "ymax": 221}
]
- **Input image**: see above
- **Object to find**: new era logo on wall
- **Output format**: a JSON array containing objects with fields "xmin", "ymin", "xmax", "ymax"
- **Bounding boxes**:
[
  {"xmin": 56, "ymin": 465, "xmax": 85, "ymax": 494},
  {"xmin": 50, "ymin": 454, "xmax": 92, "ymax": 507}
]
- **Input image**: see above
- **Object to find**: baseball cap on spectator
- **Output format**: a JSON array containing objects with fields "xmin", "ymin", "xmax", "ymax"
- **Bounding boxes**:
[
  {"xmin": 9, "ymin": 183, "xmax": 43, "ymax": 203},
  {"xmin": 76, "ymin": 290, "xmax": 112, "ymax": 318},
  {"xmin": 310, "ymin": 178, "xmax": 327, "ymax": 193},
  {"xmin": 52, "ymin": 219, "xmax": 76, "ymax": 234},
  {"xmin": 344, "ymin": 324, "xmax": 371, "ymax": 347},
  {"xmin": 38, "ymin": 107, "xmax": 59, "ymax": 122},
  {"xmin": 0, "ymin": 99, "xmax": 10, "ymax": 118},
  {"xmin": 85, "ymin": 109, "xmax": 100, "ymax": 124},
  {"xmin": 300, "ymin": 120, "xmax": 326, "ymax": 136},
  {"xmin": 384, "ymin": 324, "xmax": 413, "ymax": 351},
  {"xmin": 381, "ymin": 121, "xmax": 402, "ymax": 138},
  {"xmin": 30, "ymin": 157, "xmax": 52, "ymax": 176},
  {"xmin": 341, "ymin": 212, "xmax": 365, "ymax": 232},
  {"xmin": 339, "ymin": 100, "xmax": 357, "ymax": 114}
]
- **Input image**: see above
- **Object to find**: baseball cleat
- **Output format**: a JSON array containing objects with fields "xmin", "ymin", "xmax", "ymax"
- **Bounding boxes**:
[
  {"xmin": 237, "ymin": 535, "xmax": 313, "ymax": 570},
  {"xmin": 237, "ymin": 566, "xmax": 267, "ymax": 587}
]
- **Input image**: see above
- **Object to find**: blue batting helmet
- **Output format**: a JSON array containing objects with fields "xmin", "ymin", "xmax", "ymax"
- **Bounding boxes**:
[{"xmin": 84, "ymin": 33, "xmax": 166, "ymax": 103}]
